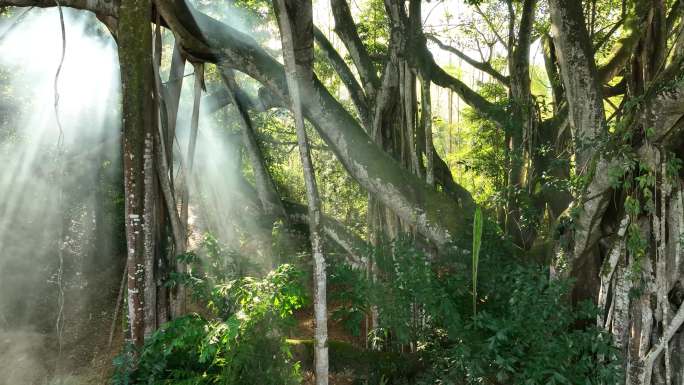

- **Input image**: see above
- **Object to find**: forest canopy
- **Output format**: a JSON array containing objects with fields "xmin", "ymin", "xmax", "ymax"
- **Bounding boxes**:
[{"xmin": 0, "ymin": 0, "xmax": 683, "ymax": 384}]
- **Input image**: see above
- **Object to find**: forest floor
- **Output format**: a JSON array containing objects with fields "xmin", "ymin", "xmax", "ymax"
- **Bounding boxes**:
[
  {"xmin": 0, "ymin": 262, "xmax": 123, "ymax": 385},
  {"xmin": 0, "ymin": 279, "xmax": 367, "ymax": 385},
  {"xmin": 292, "ymin": 304, "xmax": 366, "ymax": 385}
]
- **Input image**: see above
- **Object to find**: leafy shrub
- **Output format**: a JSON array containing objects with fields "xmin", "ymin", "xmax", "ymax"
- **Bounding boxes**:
[
  {"xmin": 112, "ymin": 264, "xmax": 306, "ymax": 385},
  {"xmin": 328, "ymin": 261, "xmax": 369, "ymax": 337},
  {"xmin": 415, "ymin": 266, "xmax": 622, "ymax": 385},
  {"xmin": 343, "ymin": 235, "xmax": 622, "ymax": 385}
]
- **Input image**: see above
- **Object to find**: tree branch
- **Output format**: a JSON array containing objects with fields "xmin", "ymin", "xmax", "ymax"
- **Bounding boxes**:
[
  {"xmin": 330, "ymin": 0, "xmax": 380, "ymax": 99},
  {"xmin": 314, "ymin": 26, "xmax": 371, "ymax": 129},
  {"xmin": 666, "ymin": 0, "xmax": 683, "ymax": 34},
  {"xmin": 426, "ymin": 55, "xmax": 508, "ymax": 127},
  {"xmin": 473, "ymin": 3, "xmax": 508, "ymax": 49},
  {"xmin": 426, "ymin": 34, "xmax": 510, "ymax": 86},
  {"xmin": 597, "ymin": 0, "xmax": 650, "ymax": 83},
  {"xmin": 0, "ymin": 0, "xmax": 116, "ymax": 16},
  {"xmin": 592, "ymin": 18, "xmax": 624, "ymax": 52}
]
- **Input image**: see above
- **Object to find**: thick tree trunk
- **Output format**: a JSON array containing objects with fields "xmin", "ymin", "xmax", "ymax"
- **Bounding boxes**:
[
  {"xmin": 548, "ymin": 0, "xmax": 611, "ymax": 305},
  {"xmin": 549, "ymin": 2, "xmax": 684, "ymax": 383},
  {"xmin": 505, "ymin": 0, "xmax": 537, "ymax": 249},
  {"xmin": 117, "ymin": 0, "xmax": 154, "ymax": 347},
  {"xmin": 548, "ymin": 0, "xmax": 605, "ymax": 170}
]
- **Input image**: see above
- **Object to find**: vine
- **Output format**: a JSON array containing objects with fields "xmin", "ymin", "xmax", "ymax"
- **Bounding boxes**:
[{"xmin": 53, "ymin": 0, "xmax": 67, "ymax": 358}]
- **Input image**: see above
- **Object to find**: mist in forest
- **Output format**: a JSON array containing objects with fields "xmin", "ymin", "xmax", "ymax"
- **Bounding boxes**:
[
  {"xmin": 173, "ymin": 68, "xmax": 276, "ymax": 269},
  {"xmin": 0, "ymin": 8, "xmax": 121, "ymax": 384}
]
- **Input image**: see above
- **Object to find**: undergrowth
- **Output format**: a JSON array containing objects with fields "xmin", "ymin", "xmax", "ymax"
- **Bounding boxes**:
[
  {"xmin": 112, "ymin": 235, "xmax": 307, "ymax": 385},
  {"xmin": 329, "ymin": 228, "xmax": 623, "ymax": 385},
  {"xmin": 112, "ymin": 226, "xmax": 622, "ymax": 385}
]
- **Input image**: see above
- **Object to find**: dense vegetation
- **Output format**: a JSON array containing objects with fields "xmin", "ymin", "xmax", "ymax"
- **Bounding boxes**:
[{"xmin": 1, "ymin": 0, "xmax": 683, "ymax": 384}]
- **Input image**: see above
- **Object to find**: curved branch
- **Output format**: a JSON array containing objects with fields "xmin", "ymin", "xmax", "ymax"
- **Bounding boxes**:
[
  {"xmin": 597, "ymin": 0, "xmax": 650, "ymax": 83},
  {"xmin": 473, "ymin": 3, "xmax": 508, "ymax": 49},
  {"xmin": 0, "ymin": 0, "xmax": 117, "ymax": 15},
  {"xmin": 314, "ymin": 26, "xmax": 371, "ymax": 129},
  {"xmin": 330, "ymin": 0, "xmax": 380, "ymax": 99},
  {"xmin": 427, "ymin": 56, "xmax": 508, "ymax": 127},
  {"xmin": 426, "ymin": 34, "xmax": 510, "ymax": 87}
]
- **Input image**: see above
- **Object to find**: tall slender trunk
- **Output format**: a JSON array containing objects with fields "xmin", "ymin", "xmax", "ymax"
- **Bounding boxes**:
[
  {"xmin": 152, "ymin": 32, "xmax": 186, "ymax": 324},
  {"xmin": 180, "ymin": 63, "xmax": 204, "ymax": 233},
  {"xmin": 505, "ymin": 0, "xmax": 537, "ymax": 249},
  {"xmin": 176, "ymin": 63, "xmax": 203, "ymax": 316},
  {"xmin": 274, "ymin": 1, "xmax": 328, "ymax": 383},
  {"xmin": 422, "ymin": 77, "xmax": 434, "ymax": 186},
  {"xmin": 163, "ymin": 42, "xmax": 186, "ymax": 186}
]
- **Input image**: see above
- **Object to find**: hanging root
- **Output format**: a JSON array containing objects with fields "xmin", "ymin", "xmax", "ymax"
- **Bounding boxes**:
[
  {"xmin": 53, "ymin": 0, "xmax": 67, "ymax": 358},
  {"xmin": 54, "ymin": 0, "xmax": 66, "ymax": 147}
]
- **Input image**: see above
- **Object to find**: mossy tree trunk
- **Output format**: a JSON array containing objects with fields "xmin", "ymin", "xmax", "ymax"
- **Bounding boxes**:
[
  {"xmin": 117, "ymin": 0, "xmax": 155, "ymax": 347},
  {"xmin": 549, "ymin": 1, "xmax": 684, "ymax": 383}
]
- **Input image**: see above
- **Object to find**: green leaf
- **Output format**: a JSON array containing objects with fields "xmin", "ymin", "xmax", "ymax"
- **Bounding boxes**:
[{"xmin": 472, "ymin": 207, "xmax": 483, "ymax": 316}]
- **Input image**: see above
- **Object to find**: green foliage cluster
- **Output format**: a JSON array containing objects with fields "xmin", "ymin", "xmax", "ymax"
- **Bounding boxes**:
[
  {"xmin": 439, "ymin": 94, "xmax": 508, "ymax": 206},
  {"xmin": 356, "ymin": 0, "xmax": 390, "ymax": 63},
  {"xmin": 328, "ymin": 261, "xmax": 370, "ymax": 337},
  {"xmin": 330, "ymin": 229, "xmax": 622, "ymax": 385},
  {"xmin": 113, "ymin": 262, "xmax": 307, "ymax": 385}
]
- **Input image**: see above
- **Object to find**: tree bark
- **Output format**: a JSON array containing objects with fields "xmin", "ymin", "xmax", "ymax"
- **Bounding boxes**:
[
  {"xmin": 117, "ymin": 0, "xmax": 154, "ymax": 347},
  {"xmin": 549, "ymin": 0, "xmax": 611, "ymax": 305},
  {"xmin": 329, "ymin": 0, "xmax": 379, "ymax": 101},
  {"xmin": 505, "ymin": 0, "xmax": 537, "ymax": 248},
  {"xmin": 421, "ymin": 77, "xmax": 434, "ymax": 186},
  {"xmin": 314, "ymin": 26, "xmax": 371, "ymax": 130},
  {"xmin": 274, "ymin": 0, "xmax": 329, "ymax": 383}
]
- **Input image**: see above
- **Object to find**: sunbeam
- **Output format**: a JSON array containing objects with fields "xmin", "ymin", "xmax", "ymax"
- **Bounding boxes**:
[{"xmin": 0, "ymin": 7, "xmax": 121, "ymax": 384}]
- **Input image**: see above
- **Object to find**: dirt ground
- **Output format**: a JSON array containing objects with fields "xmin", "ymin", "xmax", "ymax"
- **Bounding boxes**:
[
  {"xmin": 0, "ymin": 262, "xmax": 124, "ymax": 385},
  {"xmin": 292, "ymin": 303, "xmax": 367, "ymax": 385}
]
